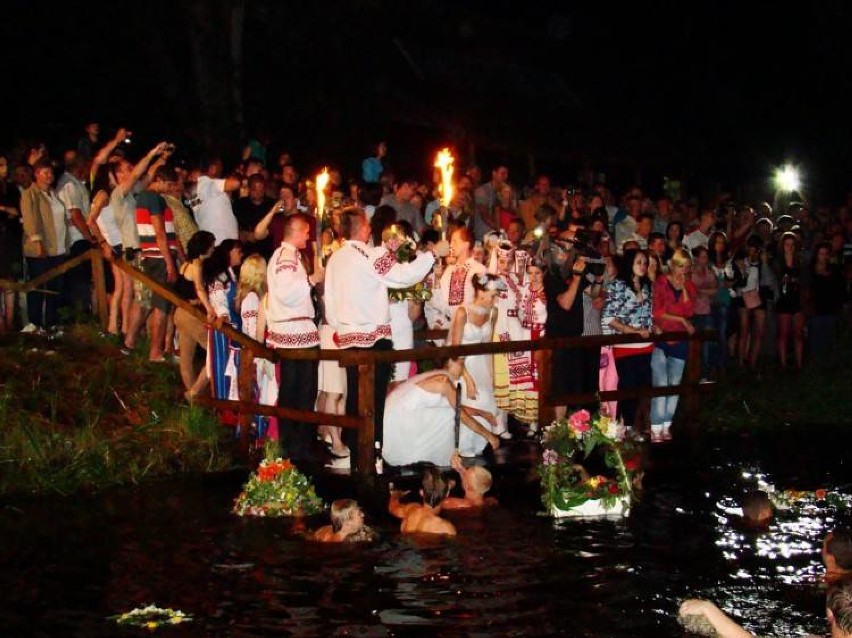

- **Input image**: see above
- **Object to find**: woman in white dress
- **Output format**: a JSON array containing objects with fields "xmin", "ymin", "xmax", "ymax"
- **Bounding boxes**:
[
  {"xmin": 382, "ymin": 358, "xmax": 500, "ymax": 467},
  {"xmin": 449, "ymin": 273, "xmax": 506, "ymax": 457}
]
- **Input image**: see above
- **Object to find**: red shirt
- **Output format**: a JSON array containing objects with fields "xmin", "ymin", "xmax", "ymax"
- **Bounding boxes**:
[{"xmin": 653, "ymin": 276, "xmax": 696, "ymax": 338}]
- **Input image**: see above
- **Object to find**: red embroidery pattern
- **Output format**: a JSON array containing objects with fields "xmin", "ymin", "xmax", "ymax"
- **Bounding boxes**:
[
  {"xmin": 520, "ymin": 289, "xmax": 546, "ymax": 330},
  {"xmin": 242, "ymin": 310, "xmax": 258, "ymax": 319},
  {"xmin": 448, "ymin": 266, "xmax": 468, "ymax": 307},
  {"xmin": 337, "ymin": 324, "xmax": 392, "ymax": 348},
  {"xmin": 266, "ymin": 329, "xmax": 319, "ymax": 348},
  {"xmin": 373, "ymin": 250, "xmax": 397, "ymax": 276}
]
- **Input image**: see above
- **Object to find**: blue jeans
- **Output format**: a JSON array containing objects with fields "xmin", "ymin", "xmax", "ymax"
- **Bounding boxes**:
[{"xmin": 651, "ymin": 347, "xmax": 686, "ymax": 425}]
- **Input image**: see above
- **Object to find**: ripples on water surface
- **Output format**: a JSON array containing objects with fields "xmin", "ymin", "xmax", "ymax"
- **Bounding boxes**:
[{"xmin": 1, "ymin": 424, "xmax": 850, "ymax": 637}]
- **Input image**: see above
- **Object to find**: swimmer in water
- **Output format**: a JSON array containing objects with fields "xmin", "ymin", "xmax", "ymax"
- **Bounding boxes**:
[
  {"xmin": 442, "ymin": 452, "xmax": 498, "ymax": 510},
  {"xmin": 313, "ymin": 499, "xmax": 374, "ymax": 543},
  {"xmin": 388, "ymin": 466, "xmax": 456, "ymax": 536}
]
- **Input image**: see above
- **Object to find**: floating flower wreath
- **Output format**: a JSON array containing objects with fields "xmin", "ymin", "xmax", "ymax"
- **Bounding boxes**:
[
  {"xmin": 109, "ymin": 604, "xmax": 192, "ymax": 629},
  {"xmin": 539, "ymin": 409, "xmax": 641, "ymax": 514},
  {"xmin": 765, "ymin": 486, "xmax": 851, "ymax": 512},
  {"xmin": 233, "ymin": 456, "xmax": 325, "ymax": 517}
]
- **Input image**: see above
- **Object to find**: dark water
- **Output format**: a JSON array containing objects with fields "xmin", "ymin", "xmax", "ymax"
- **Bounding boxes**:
[{"xmin": 2, "ymin": 424, "xmax": 850, "ymax": 638}]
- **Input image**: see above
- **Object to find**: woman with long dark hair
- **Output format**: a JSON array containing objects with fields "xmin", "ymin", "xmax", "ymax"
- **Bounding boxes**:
[
  {"xmin": 601, "ymin": 249, "xmax": 654, "ymax": 431},
  {"xmin": 774, "ymin": 232, "xmax": 805, "ymax": 370},
  {"xmin": 174, "ymin": 231, "xmax": 216, "ymax": 400},
  {"xmin": 708, "ymin": 231, "xmax": 735, "ymax": 376},
  {"xmin": 204, "ymin": 239, "xmax": 243, "ymax": 404}
]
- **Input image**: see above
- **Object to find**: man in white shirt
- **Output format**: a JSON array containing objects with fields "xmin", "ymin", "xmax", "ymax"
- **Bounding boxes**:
[
  {"xmin": 325, "ymin": 207, "xmax": 448, "ymax": 470},
  {"xmin": 267, "ymin": 213, "xmax": 324, "ymax": 461},
  {"xmin": 56, "ymin": 150, "xmax": 96, "ymax": 315},
  {"xmin": 682, "ymin": 209, "xmax": 716, "ymax": 254},
  {"xmin": 186, "ymin": 168, "xmax": 240, "ymax": 245}
]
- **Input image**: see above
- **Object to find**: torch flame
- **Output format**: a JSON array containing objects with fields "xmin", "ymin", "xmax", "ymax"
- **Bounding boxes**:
[
  {"xmin": 434, "ymin": 148, "xmax": 454, "ymax": 208},
  {"xmin": 316, "ymin": 167, "xmax": 330, "ymax": 221}
]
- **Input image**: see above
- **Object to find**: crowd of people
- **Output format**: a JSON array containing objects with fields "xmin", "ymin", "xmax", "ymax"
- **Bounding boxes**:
[{"xmin": 1, "ymin": 125, "xmax": 851, "ymax": 464}]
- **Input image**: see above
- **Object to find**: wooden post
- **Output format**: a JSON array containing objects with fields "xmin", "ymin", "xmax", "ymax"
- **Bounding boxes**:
[
  {"xmin": 536, "ymin": 348, "xmax": 555, "ymax": 426},
  {"xmin": 90, "ymin": 249, "xmax": 109, "ymax": 330},
  {"xmin": 357, "ymin": 362, "xmax": 376, "ymax": 476},
  {"xmin": 681, "ymin": 336, "xmax": 703, "ymax": 427},
  {"xmin": 237, "ymin": 348, "xmax": 255, "ymax": 458}
]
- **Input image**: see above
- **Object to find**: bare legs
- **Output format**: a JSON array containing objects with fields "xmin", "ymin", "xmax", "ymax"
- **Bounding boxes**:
[
  {"xmin": 737, "ymin": 307, "xmax": 765, "ymax": 369},
  {"xmin": 317, "ymin": 390, "xmax": 348, "ymax": 456},
  {"xmin": 777, "ymin": 311, "xmax": 804, "ymax": 370}
]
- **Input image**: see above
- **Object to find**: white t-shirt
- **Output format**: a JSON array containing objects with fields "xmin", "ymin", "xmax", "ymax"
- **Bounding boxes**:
[
  {"xmin": 192, "ymin": 176, "xmax": 238, "ymax": 245},
  {"xmin": 96, "ymin": 204, "xmax": 122, "ymax": 247},
  {"xmin": 56, "ymin": 174, "xmax": 90, "ymax": 247}
]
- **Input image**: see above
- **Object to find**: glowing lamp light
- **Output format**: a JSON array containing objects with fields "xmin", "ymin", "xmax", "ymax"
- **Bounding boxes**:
[{"xmin": 774, "ymin": 165, "xmax": 800, "ymax": 192}]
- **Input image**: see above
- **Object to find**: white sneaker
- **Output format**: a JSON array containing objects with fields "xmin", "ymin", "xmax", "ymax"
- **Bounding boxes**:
[
  {"xmin": 526, "ymin": 423, "xmax": 539, "ymax": 438},
  {"xmin": 21, "ymin": 323, "xmax": 39, "ymax": 334},
  {"xmin": 324, "ymin": 456, "xmax": 351, "ymax": 471}
]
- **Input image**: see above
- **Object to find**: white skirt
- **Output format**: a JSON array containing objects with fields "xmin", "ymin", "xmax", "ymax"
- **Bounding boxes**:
[{"xmin": 318, "ymin": 324, "xmax": 347, "ymax": 396}]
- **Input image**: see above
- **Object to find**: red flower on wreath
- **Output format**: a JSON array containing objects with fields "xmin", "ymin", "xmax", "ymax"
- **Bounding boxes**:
[
  {"xmin": 608, "ymin": 483, "xmax": 620, "ymax": 495},
  {"xmin": 815, "ymin": 489, "xmax": 828, "ymax": 500},
  {"xmin": 624, "ymin": 456, "xmax": 640, "ymax": 471}
]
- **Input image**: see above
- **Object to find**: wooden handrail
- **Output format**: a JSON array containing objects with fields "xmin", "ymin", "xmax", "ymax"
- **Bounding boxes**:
[
  {"xmin": 0, "ymin": 249, "xmax": 93, "ymax": 292},
  {"xmin": 13, "ymin": 248, "xmax": 717, "ymax": 476}
]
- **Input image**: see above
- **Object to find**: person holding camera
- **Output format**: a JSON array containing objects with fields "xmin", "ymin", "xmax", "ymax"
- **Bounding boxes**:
[{"xmin": 545, "ymin": 228, "xmax": 597, "ymax": 421}]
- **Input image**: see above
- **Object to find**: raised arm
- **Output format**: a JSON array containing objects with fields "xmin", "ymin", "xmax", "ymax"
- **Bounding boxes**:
[
  {"xmin": 92, "ymin": 128, "xmax": 130, "ymax": 169},
  {"xmin": 117, "ymin": 142, "xmax": 170, "ymax": 196}
]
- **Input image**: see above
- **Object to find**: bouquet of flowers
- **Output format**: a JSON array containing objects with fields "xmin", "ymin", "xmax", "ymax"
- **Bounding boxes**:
[
  {"xmin": 539, "ymin": 409, "xmax": 641, "ymax": 515},
  {"xmin": 233, "ymin": 456, "xmax": 325, "ymax": 517},
  {"xmin": 109, "ymin": 604, "xmax": 192, "ymax": 629},
  {"xmin": 385, "ymin": 226, "xmax": 433, "ymax": 303}
]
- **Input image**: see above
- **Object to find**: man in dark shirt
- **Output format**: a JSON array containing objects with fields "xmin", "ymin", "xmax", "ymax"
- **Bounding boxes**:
[
  {"xmin": 234, "ymin": 174, "xmax": 274, "ymax": 258},
  {"xmin": 544, "ymin": 247, "xmax": 596, "ymax": 418}
]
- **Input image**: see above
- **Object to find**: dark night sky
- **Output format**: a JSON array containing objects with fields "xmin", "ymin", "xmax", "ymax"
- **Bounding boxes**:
[{"xmin": 4, "ymin": 1, "xmax": 852, "ymax": 200}]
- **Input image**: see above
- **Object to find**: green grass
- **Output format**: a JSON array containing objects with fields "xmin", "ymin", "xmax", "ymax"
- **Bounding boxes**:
[
  {"xmin": 0, "ymin": 324, "xmax": 237, "ymax": 496},
  {"xmin": 699, "ymin": 332, "xmax": 852, "ymax": 432}
]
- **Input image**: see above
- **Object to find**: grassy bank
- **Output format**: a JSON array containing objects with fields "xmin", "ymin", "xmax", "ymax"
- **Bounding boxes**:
[
  {"xmin": 698, "ymin": 332, "xmax": 852, "ymax": 432},
  {"xmin": 0, "ymin": 324, "xmax": 237, "ymax": 496}
]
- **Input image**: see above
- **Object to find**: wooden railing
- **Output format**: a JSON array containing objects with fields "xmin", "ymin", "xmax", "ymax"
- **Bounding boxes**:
[{"xmin": 4, "ymin": 249, "xmax": 716, "ymax": 475}]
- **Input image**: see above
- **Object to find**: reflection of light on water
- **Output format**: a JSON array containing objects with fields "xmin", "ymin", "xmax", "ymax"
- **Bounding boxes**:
[{"xmin": 714, "ymin": 494, "xmax": 826, "ymax": 586}]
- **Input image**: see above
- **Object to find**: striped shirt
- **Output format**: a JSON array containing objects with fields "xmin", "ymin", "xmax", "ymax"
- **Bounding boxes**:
[{"xmin": 136, "ymin": 190, "xmax": 176, "ymax": 257}]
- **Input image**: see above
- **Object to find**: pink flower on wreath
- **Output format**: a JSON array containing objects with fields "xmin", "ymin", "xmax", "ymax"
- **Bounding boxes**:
[
  {"xmin": 568, "ymin": 409, "xmax": 591, "ymax": 433},
  {"xmin": 542, "ymin": 449, "xmax": 559, "ymax": 466}
]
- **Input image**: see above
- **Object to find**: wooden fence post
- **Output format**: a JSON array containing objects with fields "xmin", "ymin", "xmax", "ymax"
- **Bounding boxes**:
[
  {"xmin": 90, "ymin": 249, "xmax": 109, "ymax": 330},
  {"xmin": 357, "ymin": 362, "xmax": 376, "ymax": 476},
  {"xmin": 681, "ymin": 336, "xmax": 703, "ymax": 426},
  {"xmin": 237, "ymin": 348, "xmax": 255, "ymax": 458},
  {"xmin": 536, "ymin": 348, "xmax": 555, "ymax": 426}
]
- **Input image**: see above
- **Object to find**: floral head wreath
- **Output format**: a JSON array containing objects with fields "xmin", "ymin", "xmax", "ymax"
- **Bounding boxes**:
[
  {"xmin": 476, "ymin": 273, "xmax": 508, "ymax": 292},
  {"xmin": 496, "ymin": 240, "xmax": 515, "ymax": 259}
]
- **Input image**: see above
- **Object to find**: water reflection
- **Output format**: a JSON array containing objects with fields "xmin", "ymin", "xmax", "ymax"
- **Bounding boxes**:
[{"xmin": 0, "ymin": 426, "xmax": 850, "ymax": 636}]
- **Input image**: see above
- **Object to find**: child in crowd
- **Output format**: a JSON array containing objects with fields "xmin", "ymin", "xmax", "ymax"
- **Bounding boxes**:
[{"xmin": 388, "ymin": 466, "xmax": 457, "ymax": 536}]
